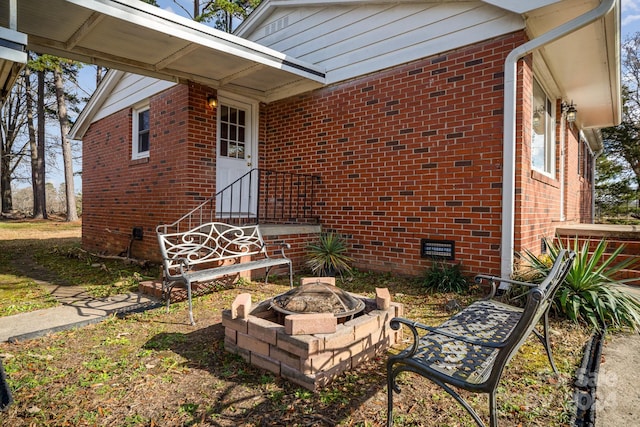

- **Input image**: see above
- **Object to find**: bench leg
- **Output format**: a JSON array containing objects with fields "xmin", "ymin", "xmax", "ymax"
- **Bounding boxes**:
[
  {"xmin": 386, "ymin": 360, "xmax": 402, "ymax": 427},
  {"xmin": 264, "ymin": 267, "xmax": 271, "ymax": 286},
  {"xmin": 489, "ymin": 390, "xmax": 498, "ymax": 427},
  {"xmin": 163, "ymin": 279, "xmax": 171, "ymax": 313},
  {"xmin": 186, "ymin": 280, "xmax": 195, "ymax": 326},
  {"xmin": 387, "ymin": 359, "xmax": 490, "ymax": 427},
  {"xmin": 533, "ymin": 311, "xmax": 558, "ymax": 374}
]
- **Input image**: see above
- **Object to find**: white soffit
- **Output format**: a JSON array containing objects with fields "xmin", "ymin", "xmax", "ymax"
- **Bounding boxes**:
[
  {"xmin": 0, "ymin": 0, "xmax": 325, "ymax": 103},
  {"xmin": 525, "ymin": 0, "xmax": 621, "ymax": 128}
]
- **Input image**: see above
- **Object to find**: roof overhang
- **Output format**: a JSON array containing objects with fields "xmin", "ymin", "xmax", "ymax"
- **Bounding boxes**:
[
  {"xmin": 0, "ymin": 0, "xmax": 27, "ymax": 104},
  {"xmin": 0, "ymin": 0, "xmax": 325, "ymax": 103},
  {"xmin": 524, "ymin": 0, "xmax": 621, "ymax": 134}
]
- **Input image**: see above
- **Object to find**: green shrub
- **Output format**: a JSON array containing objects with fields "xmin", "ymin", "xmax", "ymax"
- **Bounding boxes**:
[
  {"xmin": 306, "ymin": 233, "xmax": 354, "ymax": 277},
  {"xmin": 420, "ymin": 261, "xmax": 468, "ymax": 293},
  {"xmin": 519, "ymin": 237, "xmax": 640, "ymax": 331}
]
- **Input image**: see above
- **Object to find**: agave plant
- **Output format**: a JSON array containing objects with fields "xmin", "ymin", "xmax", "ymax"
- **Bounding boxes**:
[
  {"xmin": 306, "ymin": 233, "xmax": 354, "ymax": 278},
  {"xmin": 519, "ymin": 237, "xmax": 640, "ymax": 331}
]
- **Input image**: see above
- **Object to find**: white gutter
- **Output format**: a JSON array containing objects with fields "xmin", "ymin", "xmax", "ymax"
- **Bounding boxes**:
[{"xmin": 500, "ymin": 0, "xmax": 617, "ymax": 279}]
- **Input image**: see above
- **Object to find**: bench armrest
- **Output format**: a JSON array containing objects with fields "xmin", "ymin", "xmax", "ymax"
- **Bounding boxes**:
[
  {"xmin": 264, "ymin": 242, "xmax": 291, "ymax": 258},
  {"xmin": 390, "ymin": 316, "xmax": 508, "ymax": 359},
  {"xmin": 474, "ymin": 274, "xmax": 540, "ymax": 299}
]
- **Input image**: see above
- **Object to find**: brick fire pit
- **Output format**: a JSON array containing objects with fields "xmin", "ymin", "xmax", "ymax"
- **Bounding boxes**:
[{"xmin": 222, "ymin": 288, "xmax": 403, "ymax": 391}]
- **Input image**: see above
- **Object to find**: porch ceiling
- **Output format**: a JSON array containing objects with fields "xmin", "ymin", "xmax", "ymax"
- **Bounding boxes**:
[
  {"xmin": 0, "ymin": 0, "xmax": 325, "ymax": 104},
  {"xmin": 524, "ymin": 0, "xmax": 621, "ymax": 129}
]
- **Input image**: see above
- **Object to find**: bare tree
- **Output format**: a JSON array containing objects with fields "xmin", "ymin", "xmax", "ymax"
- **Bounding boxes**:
[
  {"xmin": 24, "ymin": 64, "xmax": 47, "ymax": 218},
  {"xmin": 0, "ymin": 77, "xmax": 29, "ymax": 214},
  {"xmin": 171, "ymin": 0, "xmax": 260, "ymax": 31},
  {"xmin": 53, "ymin": 63, "xmax": 78, "ymax": 221},
  {"xmin": 600, "ymin": 33, "xmax": 640, "ymax": 210}
]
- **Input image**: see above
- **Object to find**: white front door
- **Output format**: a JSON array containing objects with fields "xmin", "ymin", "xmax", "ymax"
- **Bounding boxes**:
[{"xmin": 216, "ymin": 95, "xmax": 258, "ymax": 217}]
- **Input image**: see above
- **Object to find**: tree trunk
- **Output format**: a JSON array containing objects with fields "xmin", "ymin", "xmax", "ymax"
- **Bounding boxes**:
[
  {"xmin": 0, "ymin": 149, "xmax": 12, "ymax": 214},
  {"xmin": 37, "ymin": 70, "xmax": 47, "ymax": 218},
  {"xmin": 53, "ymin": 66, "xmax": 77, "ymax": 221},
  {"xmin": 25, "ymin": 67, "xmax": 46, "ymax": 218}
]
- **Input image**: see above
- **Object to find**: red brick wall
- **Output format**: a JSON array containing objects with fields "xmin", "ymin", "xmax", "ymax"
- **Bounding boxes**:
[
  {"xmin": 514, "ymin": 60, "xmax": 594, "ymax": 257},
  {"xmin": 82, "ymin": 29, "xmax": 594, "ymax": 279},
  {"xmin": 261, "ymin": 32, "xmax": 528, "ymax": 277},
  {"xmin": 82, "ymin": 83, "xmax": 218, "ymax": 261}
]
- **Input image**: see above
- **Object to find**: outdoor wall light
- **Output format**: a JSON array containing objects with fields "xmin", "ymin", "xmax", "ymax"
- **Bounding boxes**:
[
  {"xmin": 207, "ymin": 95, "xmax": 218, "ymax": 109},
  {"xmin": 532, "ymin": 106, "xmax": 544, "ymax": 133},
  {"xmin": 562, "ymin": 101, "xmax": 577, "ymax": 123}
]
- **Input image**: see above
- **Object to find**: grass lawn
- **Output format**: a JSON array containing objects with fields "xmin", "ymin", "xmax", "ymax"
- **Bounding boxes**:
[{"xmin": 0, "ymin": 219, "xmax": 590, "ymax": 426}]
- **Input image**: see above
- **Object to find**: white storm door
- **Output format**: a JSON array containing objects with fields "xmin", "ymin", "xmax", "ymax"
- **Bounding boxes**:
[{"xmin": 216, "ymin": 97, "xmax": 258, "ymax": 217}]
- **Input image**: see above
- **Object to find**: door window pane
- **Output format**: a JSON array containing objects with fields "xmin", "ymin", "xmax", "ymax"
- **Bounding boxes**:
[{"xmin": 219, "ymin": 105, "xmax": 247, "ymax": 160}]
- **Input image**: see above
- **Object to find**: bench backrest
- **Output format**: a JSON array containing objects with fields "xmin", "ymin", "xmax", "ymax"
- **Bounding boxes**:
[
  {"xmin": 157, "ymin": 222, "xmax": 266, "ymax": 276},
  {"xmin": 488, "ymin": 249, "xmax": 575, "ymax": 384}
]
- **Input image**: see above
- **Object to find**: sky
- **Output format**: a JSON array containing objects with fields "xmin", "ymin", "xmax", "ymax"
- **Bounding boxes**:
[
  {"xmin": 50, "ymin": 0, "xmax": 640, "ymax": 190},
  {"xmin": 622, "ymin": 0, "xmax": 640, "ymax": 37}
]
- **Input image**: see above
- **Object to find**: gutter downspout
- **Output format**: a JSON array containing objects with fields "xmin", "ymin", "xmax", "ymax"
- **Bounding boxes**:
[
  {"xmin": 500, "ymin": 0, "xmax": 617, "ymax": 279},
  {"xmin": 560, "ymin": 110, "xmax": 566, "ymax": 222}
]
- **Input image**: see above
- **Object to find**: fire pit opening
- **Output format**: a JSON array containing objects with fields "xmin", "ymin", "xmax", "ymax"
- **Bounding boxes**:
[{"xmin": 270, "ymin": 281, "xmax": 365, "ymax": 320}]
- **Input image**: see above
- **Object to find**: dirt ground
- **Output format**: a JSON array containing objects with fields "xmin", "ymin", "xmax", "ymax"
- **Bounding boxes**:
[{"xmin": 0, "ymin": 218, "xmax": 611, "ymax": 426}]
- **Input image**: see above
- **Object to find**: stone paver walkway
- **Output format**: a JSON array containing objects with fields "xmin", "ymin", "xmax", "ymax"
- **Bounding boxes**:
[{"xmin": 0, "ymin": 251, "xmax": 160, "ymax": 343}]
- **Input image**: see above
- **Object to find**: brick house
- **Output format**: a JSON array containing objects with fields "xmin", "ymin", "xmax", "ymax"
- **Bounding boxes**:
[{"xmin": 70, "ymin": 0, "xmax": 621, "ymax": 280}]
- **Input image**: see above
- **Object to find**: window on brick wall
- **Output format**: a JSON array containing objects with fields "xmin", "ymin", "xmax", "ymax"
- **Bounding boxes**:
[
  {"xmin": 132, "ymin": 104, "xmax": 150, "ymax": 160},
  {"xmin": 531, "ymin": 79, "xmax": 555, "ymax": 176},
  {"xmin": 578, "ymin": 139, "xmax": 595, "ymax": 182},
  {"xmin": 579, "ymin": 139, "xmax": 586, "ymax": 177}
]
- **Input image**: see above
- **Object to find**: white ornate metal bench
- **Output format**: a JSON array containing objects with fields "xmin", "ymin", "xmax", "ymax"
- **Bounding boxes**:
[
  {"xmin": 387, "ymin": 249, "xmax": 575, "ymax": 427},
  {"xmin": 157, "ymin": 222, "xmax": 293, "ymax": 325}
]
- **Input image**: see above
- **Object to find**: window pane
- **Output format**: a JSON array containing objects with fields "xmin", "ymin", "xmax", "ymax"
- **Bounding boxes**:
[
  {"xmin": 139, "ymin": 110, "xmax": 149, "ymax": 130},
  {"xmin": 139, "ymin": 132, "xmax": 149, "ymax": 153},
  {"xmin": 136, "ymin": 109, "xmax": 150, "ymax": 155},
  {"xmin": 218, "ymin": 103, "xmax": 248, "ymax": 159},
  {"xmin": 531, "ymin": 80, "xmax": 553, "ymax": 174},
  {"xmin": 220, "ymin": 139, "xmax": 228, "ymax": 157},
  {"xmin": 228, "ymin": 142, "xmax": 237, "ymax": 158}
]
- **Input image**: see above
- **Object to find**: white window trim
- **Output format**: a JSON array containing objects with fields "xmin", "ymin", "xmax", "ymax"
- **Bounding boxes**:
[
  {"xmin": 531, "ymin": 79, "xmax": 556, "ymax": 178},
  {"xmin": 132, "ymin": 103, "xmax": 150, "ymax": 160}
]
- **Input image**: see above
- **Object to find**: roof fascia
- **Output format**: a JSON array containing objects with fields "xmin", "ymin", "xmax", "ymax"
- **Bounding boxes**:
[
  {"xmin": 67, "ymin": 0, "xmax": 324, "ymax": 83},
  {"xmin": 480, "ymin": 0, "xmax": 564, "ymax": 14}
]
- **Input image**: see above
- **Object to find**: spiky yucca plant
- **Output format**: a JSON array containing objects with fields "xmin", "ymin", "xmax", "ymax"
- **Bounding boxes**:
[
  {"xmin": 306, "ymin": 233, "xmax": 354, "ymax": 278},
  {"xmin": 519, "ymin": 237, "xmax": 640, "ymax": 331}
]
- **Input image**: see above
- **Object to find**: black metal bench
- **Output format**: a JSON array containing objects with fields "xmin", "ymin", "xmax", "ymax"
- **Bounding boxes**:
[
  {"xmin": 387, "ymin": 249, "xmax": 575, "ymax": 427},
  {"xmin": 157, "ymin": 222, "xmax": 293, "ymax": 325}
]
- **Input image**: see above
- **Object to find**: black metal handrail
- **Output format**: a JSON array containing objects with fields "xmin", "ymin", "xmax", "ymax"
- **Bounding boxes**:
[{"xmin": 158, "ymin": 169, "xmax": 321, "ymax": 234}]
